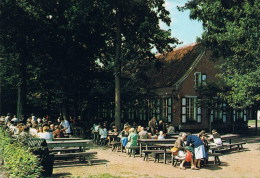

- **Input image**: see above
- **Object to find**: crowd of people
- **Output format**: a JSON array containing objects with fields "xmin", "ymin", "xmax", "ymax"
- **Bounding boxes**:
[
  {"xmin": 91, "ymin": 117, "xmax": 222, "ymax": 170},
  {"xmin": 1, "ymin": 113, "xmax": 73, "ymax": 141},
  {"xmin": 91, "ymin": 117, "xmax": 175, "ymax": 146},
  {"xmin": 1, "ymin": 113, "xmax": 223, "ymax": 169}
]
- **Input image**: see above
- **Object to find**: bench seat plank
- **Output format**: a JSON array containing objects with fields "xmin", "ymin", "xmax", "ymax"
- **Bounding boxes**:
[{"xmin": 54, "ymin": 151, "xmax": 97, "ymax": 165}]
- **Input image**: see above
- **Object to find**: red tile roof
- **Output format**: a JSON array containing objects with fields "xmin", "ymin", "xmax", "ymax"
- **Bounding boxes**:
[{"xmin": 146, "ymin": 43, "xmax": 203, "ymax": 88}]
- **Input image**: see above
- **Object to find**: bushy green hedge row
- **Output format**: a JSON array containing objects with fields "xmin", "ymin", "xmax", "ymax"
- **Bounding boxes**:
[{"xmin": 0, "ymin": 128, "xmax": 42, "ymax": 178}]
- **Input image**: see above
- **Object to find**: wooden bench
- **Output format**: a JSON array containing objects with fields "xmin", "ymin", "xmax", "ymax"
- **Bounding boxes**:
[
  {"xmin": 171, "ymin": 155, "xmax": 185, "ymax": 167},
  {"xmin": 49, "ymin": 148, "xmax": 81, "ymax": 153},
  {"xmin": 223, "ymin": 142, "xmax": 246, "ymax": 151},
  {"xmin": 111, "ymin": 141, "xmax": 121, "ymax": 151},
  {"xmin": 208, "ymin": 153, "xmax": 222, "ymax": 165},
  {"xmin": 142, "ymin": 150, "xmax": 172, "ymax": 162},
  {"xmin": 211, "ymin": 142, "xmax": 246, "ymax": 153},
  {"xmin": 126, "ymin": 145, "xmax": 162, "ymax": 157},
  {"xmin": 172, "ymin": 152, "xmax": 222, "ymax": 166},
  {"xmin": 54, "ymin": 151, "xmax": 97, "ymax": 165}
]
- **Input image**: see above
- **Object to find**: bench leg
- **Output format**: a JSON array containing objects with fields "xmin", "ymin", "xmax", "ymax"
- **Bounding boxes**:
[
  {"xmin": 174, "ymin": 160, "xmax": 178, "ymax": 167},
  {"xmin": 85, "ymin": 155, "xmax": 92, "ymax": 165},
  {"xmin": 144, "ymin": 153, "xmax": 149, "ymax": 161},
  {"xmin": 214, "ymin": 156, "xmax": 221, "ymax": 165},
  {"xmin": 154, "ymin": 154, "xmax": 158, "ymax": 163}
]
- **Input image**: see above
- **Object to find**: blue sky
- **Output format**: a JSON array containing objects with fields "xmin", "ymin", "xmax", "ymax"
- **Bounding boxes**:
[{"xmin": 161, "ymin": 0, "xmax": 204, "ymax": 47}]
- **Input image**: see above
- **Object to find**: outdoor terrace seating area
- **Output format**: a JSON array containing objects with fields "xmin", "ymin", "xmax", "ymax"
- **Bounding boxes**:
[{"xmin": 90, "ymin": 123, "xmax": 248, "ymax": 170}]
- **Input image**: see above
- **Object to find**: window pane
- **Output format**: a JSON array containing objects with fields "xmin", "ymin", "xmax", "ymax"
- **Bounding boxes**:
[
  {"xmin": 197, "ymin": 115, "xmax": 201, "ymax": 122},
  {"xmin": 182, "ymin": 107, "xmax": 186, "ymax": 114},
  {"xmin": 182, "ymin": 115, "xmax": 186, "ymax": 123},
  {"xmin": 168, "ymin": 98, "xmax": 172, "ymax": 105},
  {"xmin": 182, "ymin": 98, "xmax": 186, "ymax": 105}
]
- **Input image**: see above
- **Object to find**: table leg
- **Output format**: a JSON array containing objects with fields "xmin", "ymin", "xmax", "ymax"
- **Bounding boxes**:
[
  {"xmin": 164, "ymin": 149, "xmax": 166, "ymax": 164},
  {"xmin": 140, "ymin": 143, "xmax": 142, "ymax": 157}
]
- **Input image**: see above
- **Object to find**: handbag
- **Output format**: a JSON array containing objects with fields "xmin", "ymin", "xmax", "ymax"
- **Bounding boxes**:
[
  {"xmin": 171, "ymin": 147, "xmax": 179, "ymax": 156},
  {"xmin": 185, "ymin": 150, "xmax": 192, "ymax": 162}
]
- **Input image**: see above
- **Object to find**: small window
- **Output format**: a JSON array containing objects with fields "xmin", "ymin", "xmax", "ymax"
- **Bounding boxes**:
[{"xmin": 194, "ymin": 72, "xmax": 207, "ymax": 88}]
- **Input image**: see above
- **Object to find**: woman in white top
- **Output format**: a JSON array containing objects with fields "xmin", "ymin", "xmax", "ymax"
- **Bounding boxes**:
[{"xmin": 38, "ymin": 126, "xmax": 53, "ymax": 141}]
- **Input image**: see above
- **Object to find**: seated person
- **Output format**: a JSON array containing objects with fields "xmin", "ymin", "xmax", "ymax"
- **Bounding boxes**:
[
  {"xmin": 138, "ymin": 127, "xmax": 148, "ymax": 139},
  {"xmin": 119, "ymin": 125, "xmax": 130, "ymax": 147},
  {"xmin": 19, "ymin": 126, "xmax": 30, "ymax": 138},
  {"xmin": 174, "ymin": 132, "xmax": 188, "ymax": 169},
  {"xmin": 126, "ymin": 128, "xmax": 138, "ymax": 150},
  {"xmin": 167, "ymin": 124, "xmax": 175, "ymax": 134},
  {"xmin": 53, "ymin": 125, "xmax": 65, "ymax": 138},
  {"xmin": 29, "ymin": 124, "xmax": 38, "ymax": 137},
  {"xmin": 157, "ymin": 131, "xmax": 165, "ymax": 140},
  {"xmin": 99, "ymin": 124, "xmax": 108, "ymax": 145},
  {"xmin": 209, "ymin": 129, "xmax": 222, "ymax": 146},
  {"xmin": 38, "ymin": 126, "xmax": 53, "ymax": 141}
]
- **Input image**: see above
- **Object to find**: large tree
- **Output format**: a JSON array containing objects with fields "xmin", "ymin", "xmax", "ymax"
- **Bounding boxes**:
[
  {"xmin": 0, "ymin": 0, "xmax": 108, "ymax": 118},
  {"xmin": 94, "ymin": 0, "xmax": 179, "ymax": 128},
  {"xmin": 181, "ymin": 0, "xmax": 260, "ymax": 109}
]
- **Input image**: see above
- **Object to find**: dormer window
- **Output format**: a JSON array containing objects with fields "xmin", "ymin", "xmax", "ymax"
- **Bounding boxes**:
[{"xmin": 194, "ymin": 72, "xmax": 207, "ymax": 88}]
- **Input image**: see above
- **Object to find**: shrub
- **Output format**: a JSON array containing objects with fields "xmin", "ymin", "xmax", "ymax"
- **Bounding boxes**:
[{"xmin": 0, "ymin": 128, "xmax": 42, "ymax": 178}]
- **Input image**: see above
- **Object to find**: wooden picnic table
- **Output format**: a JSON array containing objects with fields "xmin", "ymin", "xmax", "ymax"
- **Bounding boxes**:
[
  {"xmin": 165, "ymin": 133, "xmax": 179, "ymax": 139},
  {"xmin": 138, "ymin": 139, "xmax": 176, "ymax": 157},
  {"xmin": 53, "ymin": 137, "xmax": 83, "ymax": 141},
  {"xmin": 47, "ymin": 139, "xmax": 95, "ymax": 164},
  {"xmin": 221, "ymin": 134, "xmax": 240, "ymax": 144},
  {"xmin": 46, "ymin": 139, "xmax": 92, "ymax": 151},
  {"xmin": 107, "ymin": 134, "xmax": 118, "ymax": 146},
  {"xmin": 156, "ymin": 144, "xmax": 175, "ymax": 164}
]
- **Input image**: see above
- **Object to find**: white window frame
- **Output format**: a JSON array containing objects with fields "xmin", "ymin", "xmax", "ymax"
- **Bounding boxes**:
[
  {"xmin": 194, "ymin": 72, "xmax": 207, "ymax": 88},
  {"xmin": 181, "ymin": 96, "xmax": 201, "ymax": 123}
]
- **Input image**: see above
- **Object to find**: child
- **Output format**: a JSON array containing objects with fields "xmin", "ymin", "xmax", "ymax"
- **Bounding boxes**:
[{"xmin": 158, "ymin": 131, "xmax": 165, "ymax": 140}]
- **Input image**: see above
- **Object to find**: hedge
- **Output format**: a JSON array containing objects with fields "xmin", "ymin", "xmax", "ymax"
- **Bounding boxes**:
[{"xmin": 0, "ymin": 128, "xmax": 42, "ymax": 178}]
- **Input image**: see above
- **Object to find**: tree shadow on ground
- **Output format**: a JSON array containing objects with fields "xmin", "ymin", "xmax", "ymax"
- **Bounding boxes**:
[
  {"xmin": 53, "ymin": 159, "xmax": 110, "ymax": 168},
  {"xmin": 198, "ymin": 161, "xmax": 229, "ymax": 171},
  {"xmin": 51, "ymin": 172, "xmax": 72, "ymax": 177}
]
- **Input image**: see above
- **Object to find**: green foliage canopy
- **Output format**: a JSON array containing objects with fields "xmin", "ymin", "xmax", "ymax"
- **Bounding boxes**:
[{"xmin": 181, "ymin": 0, "xmax": 260, "ymax": 109}]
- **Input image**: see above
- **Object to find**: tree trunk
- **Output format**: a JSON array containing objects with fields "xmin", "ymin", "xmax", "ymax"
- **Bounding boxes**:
[
  {"xmin": 17, "ymin": 85, "xmax": 21, "ymax": 118},
  {"xmin": 114, "ymin": 1, "xmax": 122, "ymax": 129},
  {"xmin": 17, "ymin": 49, "xmax": 27, "ymax": 120},
  {"xmin": 0, "ymin": 75, "xmax": 2, "ymax": 114},
  {"xmin": 208, "ymin": 108, "xmax": 212, "ymax": 133}
]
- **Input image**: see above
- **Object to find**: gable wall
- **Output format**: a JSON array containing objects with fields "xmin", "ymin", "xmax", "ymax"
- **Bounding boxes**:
[{"xmin": 173, "ymin": 51, "xmax": 220, "ymax": 130}]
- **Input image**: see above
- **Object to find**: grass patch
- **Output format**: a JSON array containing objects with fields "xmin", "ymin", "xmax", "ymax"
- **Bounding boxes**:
[{"xmin": 248, "ymin": 120, "xmax": 260, "ymax": 125}]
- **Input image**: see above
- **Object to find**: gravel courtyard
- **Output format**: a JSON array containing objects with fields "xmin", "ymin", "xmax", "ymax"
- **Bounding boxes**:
[{"xmin": 52, "ymin": 136, "xmax": 260, "ymax": 178}]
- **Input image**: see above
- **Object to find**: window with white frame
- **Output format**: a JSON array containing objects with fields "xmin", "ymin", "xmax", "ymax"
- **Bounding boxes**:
[
  {"xmin": 139, "ymin": 109, "xmax": 147, "ymax": 121},
  {"xmin": 210, "ymin": 102, "xmax": 227, "ymax": 123},
  {"xmin": 195, "ymin": 72, "xmax": 207, "ymax": 88},
  {"xmin": 166, "ymin": 98, "xmax": 172, "ymax": 122},
  {"xmin": 233, "ymin": 109, "xmax": 247, "ymax": 122},
  {"xmin": 128, "ymin": 108, "xmax": 135, "ymax": 120},
  {"xmin": 151, "ymin": 98, "xmax": 161, "ymax": 120},
  {"xmin": 162, "ymin": 97, "xmax": 173, "ymax": 123},
  {"xmin": 181, "ymin": 97, "xmax": 201, "ymax": 123}
]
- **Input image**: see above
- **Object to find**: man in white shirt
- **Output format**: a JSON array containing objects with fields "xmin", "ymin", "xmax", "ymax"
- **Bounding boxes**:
[
  {"xmin": 11, "ymin": 115, "xmax": 19, "ymax": 123},
  {"xmin": 60, "ymin": 117, "xmax": 71, "ymax": 136}
]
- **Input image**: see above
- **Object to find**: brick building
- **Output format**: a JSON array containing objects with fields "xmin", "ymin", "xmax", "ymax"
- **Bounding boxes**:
[{"xmin": 98, "ymin": 43, "xmax": 249, "ymax": 132}]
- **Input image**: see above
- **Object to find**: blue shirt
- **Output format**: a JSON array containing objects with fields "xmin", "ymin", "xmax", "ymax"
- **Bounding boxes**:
[{"xmin": 186, "ymin": 135, "xmax": 204, "ymax": 148}]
